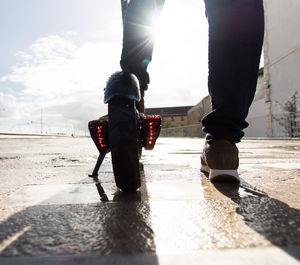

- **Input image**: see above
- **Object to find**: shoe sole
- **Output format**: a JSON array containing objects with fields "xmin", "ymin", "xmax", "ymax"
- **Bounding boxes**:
[
  {"xmin": 201, "ymin": 164, "xmax": 240, "ymax": 183},
  {"xmin": 210, "ymin": 169, "xmax": 240, "ymax": 183},
  {"xmin": 200, "ymin": 164, "xmax": 210, "ymax": 175}
]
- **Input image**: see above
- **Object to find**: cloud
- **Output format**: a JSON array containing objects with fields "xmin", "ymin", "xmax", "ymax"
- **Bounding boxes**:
[
  {"xmin": 0, "ymin": 92, "xmax": 17, "ymax": 118},
  {"xmin": 7, "ymin": 35, "xmax": 120, "ymax": 100},
  {"xmin": 1, "ymin": 33, "xmax": 122, "ymax": 131}
]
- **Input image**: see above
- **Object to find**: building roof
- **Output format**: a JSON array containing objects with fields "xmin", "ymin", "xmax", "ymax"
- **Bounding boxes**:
[{"xmin": 145, "ymin": 106, "xmax": 193, "ymax": 116}]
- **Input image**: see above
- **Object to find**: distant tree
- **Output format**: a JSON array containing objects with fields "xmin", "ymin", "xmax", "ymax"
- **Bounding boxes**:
[{"xmin": 273, "ymin": 92, "xmax": 300, "ymax": 137}]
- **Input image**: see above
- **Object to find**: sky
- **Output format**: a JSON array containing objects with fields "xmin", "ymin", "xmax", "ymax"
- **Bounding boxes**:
[{"xmin": 0, "ymin": 0, "xmax": 209, "ymax": 134}]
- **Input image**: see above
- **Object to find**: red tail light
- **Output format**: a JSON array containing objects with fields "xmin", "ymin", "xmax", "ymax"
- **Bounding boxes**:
[
  {"xmin": 88, "ymin": 120, "xmax": 109, "ymax": 153},
  {"xmin": 143, "ymin": 115, "xmax": 161, "ymax": 150}
]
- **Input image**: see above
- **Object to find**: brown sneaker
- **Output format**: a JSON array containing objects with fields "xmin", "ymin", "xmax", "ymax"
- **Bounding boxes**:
[{"xmin": 201, "ymin": 140, "xmax": 240, "ymax": 182}]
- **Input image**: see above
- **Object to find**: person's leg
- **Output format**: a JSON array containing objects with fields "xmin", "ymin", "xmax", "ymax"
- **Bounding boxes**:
[
  {"xmin": 120, "ymin": 0, "xmax": 165, "ymax": 113},
  {"xmin": 120, "ymin": 0, "xmax": 165, "ymax": 93},
  {"xmin": 201, "ymin": 0, "xmax": 264, "ymax": 182},
  {"xmin": 202, "ymin": 0, "xmax": 264, "ymax": 143}
]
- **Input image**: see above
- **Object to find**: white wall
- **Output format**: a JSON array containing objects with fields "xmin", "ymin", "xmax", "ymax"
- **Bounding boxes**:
[
  {"xmin": 269, "ymin": 51, "xmax": 300, "ymax": 114},
  {"xmin": 264, "ymin": 0, "xmax": 300, "ymax": 136},
  {"xmin": 245, "ymin": 74, "xmax": 266, "ymax": 137},
  {"xmin": 264, "ymin": 0, "xmax": 300, "ymax": 65},
  {"xmin": 245, "ymin": 0, "xmax": 300, "ymax": 137},
  {"xmin": 245, "ymin": 98, "xmax": 268, "ymax": 137}
]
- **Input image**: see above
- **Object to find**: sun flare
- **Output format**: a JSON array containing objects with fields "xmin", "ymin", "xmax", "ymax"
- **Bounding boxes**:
[{"xmin": 147, "ymin": 0, "xmax": 209, "ymax": 107}]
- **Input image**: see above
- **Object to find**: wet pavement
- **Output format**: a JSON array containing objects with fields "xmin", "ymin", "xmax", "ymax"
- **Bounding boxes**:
[{"xmin": 0, "ymin": 136, "xmax": 299, "ymax": 264}]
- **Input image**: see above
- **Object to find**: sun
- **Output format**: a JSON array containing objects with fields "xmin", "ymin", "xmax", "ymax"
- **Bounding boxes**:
[
  {"xmin": 150, "ymin": 0, "xmax": 207, "ymax": 56},
  {"xmin": 146, "ymin": 0, "xmax": 209, "ymax": 108},
  {"xmin": 150, "ymin": 3, "xmax": 182, "ymax": 45}
]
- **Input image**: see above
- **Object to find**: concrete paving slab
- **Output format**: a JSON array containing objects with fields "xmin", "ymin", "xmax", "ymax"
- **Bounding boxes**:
[{"xmin": 0, "ymin": 137, "xmax": 299, "ymax": 264}]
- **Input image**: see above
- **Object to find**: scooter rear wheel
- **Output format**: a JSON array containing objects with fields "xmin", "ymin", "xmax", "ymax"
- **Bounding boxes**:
[{"xmin": 108, "ymin": 98, "xmax": 141, "ymax": 192}]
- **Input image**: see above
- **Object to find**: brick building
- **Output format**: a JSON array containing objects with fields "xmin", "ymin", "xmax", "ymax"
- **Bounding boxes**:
[{"xmin": 145, "ymin": 106, "xmax": 193, "ymax": 128}]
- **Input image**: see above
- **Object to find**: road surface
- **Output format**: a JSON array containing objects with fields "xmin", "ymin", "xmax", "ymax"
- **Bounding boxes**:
[{"xmin": 0, "ymin": 136, "xmax": 299, "ymax": 264}]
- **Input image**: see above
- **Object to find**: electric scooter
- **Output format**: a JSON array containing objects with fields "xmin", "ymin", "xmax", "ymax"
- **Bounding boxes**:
[
  {"xmin": 88, "ymin": 0, "xmax": 161, "ymax": 192},
  {"xmin": 88, "ymin": 72, "xmax": 161, "ymax": 192}
]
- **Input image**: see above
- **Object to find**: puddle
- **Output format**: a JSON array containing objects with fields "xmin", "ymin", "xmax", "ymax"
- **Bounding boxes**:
[
  {"xmin": 239, "ymin": 179, "xmax": 267, "ymax": 197},
  {"xmin": 238, "ymin": 188, "xmax": 259, "ymax": 198}
]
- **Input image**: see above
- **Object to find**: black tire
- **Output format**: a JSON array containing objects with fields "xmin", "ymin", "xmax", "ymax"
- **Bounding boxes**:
[{"xmin": 108, "ymin": 98, "xmax": 141, "ymax": 192}]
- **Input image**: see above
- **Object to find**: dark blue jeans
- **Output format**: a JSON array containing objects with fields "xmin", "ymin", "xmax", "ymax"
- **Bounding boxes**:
[
  {"xmin": 120, "ymin": 0, "xmax": 264, "ymax": 143},
  {"xmin": 202, "ymin": 0, "xmax": 264, "ymax": 143}
]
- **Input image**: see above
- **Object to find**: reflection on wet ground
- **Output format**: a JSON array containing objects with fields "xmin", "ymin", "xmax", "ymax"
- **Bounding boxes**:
[
  {"xmin": 0, "ymin": 165, "xmax": 157, "ymax": 259},
  {"xmin": 0, "ymin": 137, "xmax": 299, "ymax": 262}
]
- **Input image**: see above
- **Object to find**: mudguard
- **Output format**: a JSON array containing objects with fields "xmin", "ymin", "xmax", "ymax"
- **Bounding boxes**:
[{"xmin": 104, "ymin": 71, "xmax": 141, "ymax": 103}]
